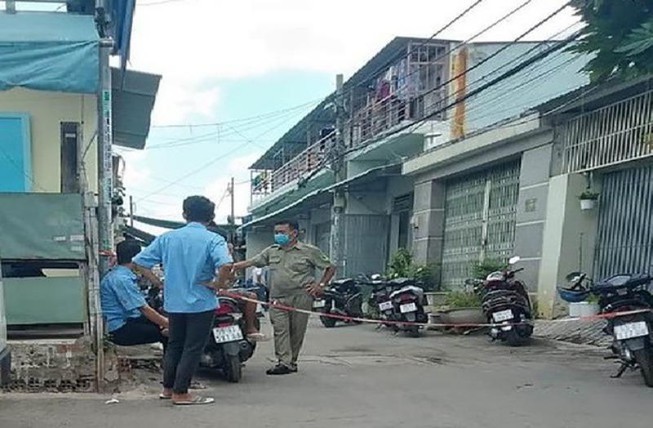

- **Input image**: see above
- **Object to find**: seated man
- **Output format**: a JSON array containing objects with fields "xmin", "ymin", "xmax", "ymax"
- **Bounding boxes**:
[
  {"xmin": 101, "ymin": 239, "xmax": 169, "ymax": 349},
  {"xmin": 207, "ymin": 222, "xmax": 266, "ymax": 341}
]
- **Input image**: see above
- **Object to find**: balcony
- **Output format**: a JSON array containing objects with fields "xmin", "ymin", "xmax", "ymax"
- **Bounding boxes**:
[{"xmin": 249, "ymin": 39, "xmax": 451, "ymax": 207}]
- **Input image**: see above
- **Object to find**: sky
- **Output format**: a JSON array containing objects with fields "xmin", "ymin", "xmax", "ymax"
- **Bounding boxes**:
[{"xmin": 9, "ymin": 0, "xmax": 581, "ymax": 235}]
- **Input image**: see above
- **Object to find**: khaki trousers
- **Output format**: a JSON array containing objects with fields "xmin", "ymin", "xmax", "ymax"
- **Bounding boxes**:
[{"xmin": 269, "ymin": 293, "xmax": 313, "ymax": 367}]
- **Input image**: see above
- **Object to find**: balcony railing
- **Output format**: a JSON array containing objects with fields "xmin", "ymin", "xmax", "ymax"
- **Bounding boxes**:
[
  {"xmin": 252, "ymin": 42, "xmax": 450, "ymax": 198},
  {"xmin": 561, "ymin": 89, "xmax": 653, "ymax": 173},
  {"xmin": 270, "ymin": 134, "xmax": 331, "ymax": 192},
  {"xmin": 346, "ymin": 88, "xmax": 446, "ymax": 149}
]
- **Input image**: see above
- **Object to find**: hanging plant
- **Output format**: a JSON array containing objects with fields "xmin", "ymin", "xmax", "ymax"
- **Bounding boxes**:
[{"xmin": 579, "ymin": 190, "xmax": 599, "ymax": 200}]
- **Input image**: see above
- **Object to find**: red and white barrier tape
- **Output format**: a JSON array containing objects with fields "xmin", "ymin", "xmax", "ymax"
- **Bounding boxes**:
[{"xmin": 220, "ymin": 291, "xmax": 653, "ymax": 329}]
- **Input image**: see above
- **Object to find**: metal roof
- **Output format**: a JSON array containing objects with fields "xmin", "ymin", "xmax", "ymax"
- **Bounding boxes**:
[{"xmin": 112, "ymin": 67, "xmax": 161, "ymax": 150}]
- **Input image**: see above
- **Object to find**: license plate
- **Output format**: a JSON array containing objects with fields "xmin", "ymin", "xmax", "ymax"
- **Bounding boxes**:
[
  {"xmin": 313, "ymin": 300, "xmax": 326, "ymax": 308},
  {"xmin": 379, "ymin": 301, "xmax": 393, "ymax": 311},
  {"xmin": 212, "ymin": 325, "xmax": 243, "ymax": 343},
  {"xmin": 400, "ymin": 302, "xmax": 417, "ymax": 313},
  {"xmin": 492, "ymin": 309, "xmax": 514, "ymax": 322},
  {"xmin": 614, "ymin": 321, "xmax": 650, "ymax": 340}
]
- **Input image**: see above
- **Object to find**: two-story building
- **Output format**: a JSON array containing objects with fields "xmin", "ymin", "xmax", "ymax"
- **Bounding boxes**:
[
  {"xmin": 0, "ymin": 5, "xmax": 160, "ymax": 390},
  {"xmin": 241, "ymin": 36, "xmax": 590, "ymax": 284}
]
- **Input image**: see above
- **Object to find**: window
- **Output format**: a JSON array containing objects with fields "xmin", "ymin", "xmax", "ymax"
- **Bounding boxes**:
[
  {"xmin": 398, "ymin": 211, "xmax": 410, "ymax": 249},
  {"xmin": 60, "ymin": 122, "xmax": 80, "ymax": 193},
  {"xmin": 0, "ymin": 115, "xmax": 31, "ymax": 192}
]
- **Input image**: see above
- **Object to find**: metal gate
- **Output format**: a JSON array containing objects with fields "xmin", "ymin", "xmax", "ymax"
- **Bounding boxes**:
[
  {"xmin": 594, "ymin": 164, "xmax": 653, "ymax": 280},
  {"xmin": 441, "ymin": 161, "xmax": 520, "ymax": 288},
  {"xmin": 313, "ymin": 222, "xmax": 331, "ymax": 255}
]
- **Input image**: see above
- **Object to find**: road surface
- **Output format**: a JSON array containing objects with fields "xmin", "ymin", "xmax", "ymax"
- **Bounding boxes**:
[{"xmin": 1, "ymin": 319, "xmax": 652, "ymax": 428}]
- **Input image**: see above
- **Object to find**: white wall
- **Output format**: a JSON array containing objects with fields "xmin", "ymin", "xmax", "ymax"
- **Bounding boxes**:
[
  {"xmin": 538, "ymin": 173, "xmax": 600, "ymax": 318},
  {"xmin": 0, "ymin": 88, "xmax": 98, "ymax": 193}
]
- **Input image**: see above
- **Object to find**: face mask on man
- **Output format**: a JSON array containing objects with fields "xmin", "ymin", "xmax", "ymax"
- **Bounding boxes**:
[{"xmin": 274, "ymin": 233, "xmax": 290, "ymax": 246}]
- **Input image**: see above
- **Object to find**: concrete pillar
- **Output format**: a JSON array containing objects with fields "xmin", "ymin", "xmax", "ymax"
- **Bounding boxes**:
[
  {"xmin": 411, "ymin": 179, "xmax": 445, "ymax": 265},
  {"xmin": 537, "ymin": 173, "xmax": 600, "ymax": 319},
  {"xmin": 245, "ymin": 226, "xmax": 272, "ymax": 260},
  {"xmin": 513, "ymin": 144, "xmax": 552, "ymax": 291}
]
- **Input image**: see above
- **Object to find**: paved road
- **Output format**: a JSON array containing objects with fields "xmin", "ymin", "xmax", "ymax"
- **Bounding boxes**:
[{"xmin": 1, "ymin": 319, "xmax": 652, "ymax": 428}]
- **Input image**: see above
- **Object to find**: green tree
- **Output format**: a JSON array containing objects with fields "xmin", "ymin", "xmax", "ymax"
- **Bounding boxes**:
[{"xmin": 570, "ymin": 0, "xmax": 653, "ymax": 81}]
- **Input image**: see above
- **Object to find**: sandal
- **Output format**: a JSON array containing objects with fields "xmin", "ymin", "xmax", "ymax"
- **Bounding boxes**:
[
  {"xmin": 266, "ymin": 364, "xmax": 294, "ymax": 375},
  {"xmin": 189, "ymin": 381, "xmax": 207, "ymax": 390},
  {"xmin": 247, "ymin": 332, "xmax": 269, "ymax": 342},
  {"xmin": 173, "ymin": 396, "xmax": 215, "ymax": 406}
]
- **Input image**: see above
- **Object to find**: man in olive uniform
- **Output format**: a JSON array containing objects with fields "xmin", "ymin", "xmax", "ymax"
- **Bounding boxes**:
[{"xmin": 233, "ymin": 219, "xmax": 335, "ymax": 375}]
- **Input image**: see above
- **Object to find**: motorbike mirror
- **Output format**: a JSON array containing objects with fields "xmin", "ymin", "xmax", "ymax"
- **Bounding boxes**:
[{"xmin": 508, "ymin": 256, "xmax": 521, "ymax": 265}]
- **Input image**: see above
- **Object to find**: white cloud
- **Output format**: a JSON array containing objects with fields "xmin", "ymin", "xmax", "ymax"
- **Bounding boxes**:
[
  {"xmin": 203, "ymin": 152, "xmax": 263, "ymax": 222},
  {"xmin": 130, "ymin": 0, "xmax": 578, "ymax": 124},
  {"xmin": 117, "ymin": 149, "xmax": 152, "ymax": 188}
]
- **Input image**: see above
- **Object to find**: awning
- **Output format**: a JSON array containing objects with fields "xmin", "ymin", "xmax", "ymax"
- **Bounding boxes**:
[
  {"xmin": 0, "ymin": 12, "xmax": 99, "ymax": 94},
  {"xmin": 239, "ymin": 163, "xmax": 400, "ymax": 230},
  {"xmin": 112, "ymin": 68, "xmax": 161, "ymax": 150},
  {"xmin": 131, "ymin": 215, "xmax": 230, "ymax": 237},
  {"xmin": 123, "ymin": 225, "xmax": 156, "ymax": 246}
]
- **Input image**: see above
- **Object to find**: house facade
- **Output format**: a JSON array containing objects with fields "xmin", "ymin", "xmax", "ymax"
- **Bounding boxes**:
[
  {"xmin": 0, "ymin": 6, "xmax": 159, "ymax": 389},
  {"xmin": 242, "ymin": 36, "xmax": 591, "ymax": 285}
]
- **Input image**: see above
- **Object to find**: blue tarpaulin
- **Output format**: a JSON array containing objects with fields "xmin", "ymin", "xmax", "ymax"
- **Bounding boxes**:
[{"xmin": 0, "ymin": 12, "xmax": 99, "ymax": 94}]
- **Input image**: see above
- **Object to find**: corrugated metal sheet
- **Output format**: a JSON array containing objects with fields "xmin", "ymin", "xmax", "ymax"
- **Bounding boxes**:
[
  {"xmin": 594, "ymin": 164, "xmax": 653, "ymax": 279},
  {"xmin": 441, "ymin": 161, "xmax": 520, "ymax": 288},
  {"xmin": 344, "ymin": 215, "xmax": 390, "ymax": 277}
]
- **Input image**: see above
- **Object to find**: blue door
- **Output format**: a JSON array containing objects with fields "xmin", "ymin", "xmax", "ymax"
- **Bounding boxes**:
[{"xmin": 0, "ymin": 115, "xmax": 31, "ymax": 192}]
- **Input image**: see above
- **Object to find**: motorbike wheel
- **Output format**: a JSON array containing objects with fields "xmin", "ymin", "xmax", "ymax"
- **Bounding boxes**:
[
  {"xmin": 320, "ymin": 313, "xmax": 337, "ymax": 328},
  {"xmin": 505, "ymin": 329, "xmax": 527, "ymax": 347},
  {"xmin": 224, "ymin": 354, "xmax": 242, "ymax": 383},
  {"xmin": 406, "ymin": 325, "xmax": 420, "ymax": 338},
  {"xmin": 633, "ymin": 348, "xmax": 653, "ymax": 387}
]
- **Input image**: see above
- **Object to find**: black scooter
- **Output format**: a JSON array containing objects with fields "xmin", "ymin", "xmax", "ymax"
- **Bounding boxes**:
[
  {"xmin": 562, "ymin": 272, "xmax": 653, "ymax": 387},
  {"xmin": 477, "ymin": 256, "xmax": 534, "ymax": 346},
  {"xmin": 313, "ymin": 278, "xmax": 364, "ymax": 327},
  {"xmin": 144, "ymin": 285, "xmax": 258, "ymax": 383}
]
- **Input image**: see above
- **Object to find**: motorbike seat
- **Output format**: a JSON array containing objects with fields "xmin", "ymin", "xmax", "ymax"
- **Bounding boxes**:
[
  {"xmin": 331, "ymin": 278, "xmax": 360, "ymax": 294},
  {"xmin": 593, "ymin": 274, "xmax": 652, "ymax": 292},
  {"xmin": 389, "ymin": 285, "xmax": 424, "ymax": 300},
  {"xmin": 387, "ymin": 277, "xmax": 415, "ymax": 287}
]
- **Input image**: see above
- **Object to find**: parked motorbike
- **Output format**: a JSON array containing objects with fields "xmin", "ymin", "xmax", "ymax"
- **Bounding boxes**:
[
  {"xmin": 477, "ymin": 256, "xmax": 534, "ymax": 346},
  {"xmin": 145, "ymin": 285, "xmax": 258, "ymax": 383},
  {"xmin": 388, "ymin": 278, "xmax": 428, "ymax": 337},
  {"xmin": 362, "ymin": 274, "xmax": 398, "ymax": 328},
  {"xmin": 312, "ymin": 278, "xmax": 364, "ymax": 328},
  {"xmin": 560, "ymin": 272, "xmax": 653, "ymax": 387}
]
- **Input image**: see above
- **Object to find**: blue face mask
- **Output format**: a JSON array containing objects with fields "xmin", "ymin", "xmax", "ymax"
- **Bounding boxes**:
[{"xmin": 274, "ymin": 233, "xmax": 290, "ymax": 246}]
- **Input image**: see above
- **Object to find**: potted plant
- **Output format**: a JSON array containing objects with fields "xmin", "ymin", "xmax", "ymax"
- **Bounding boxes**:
[{"xmin": 579, "ymin": 189, "xmax": 599, "ymax": 210}]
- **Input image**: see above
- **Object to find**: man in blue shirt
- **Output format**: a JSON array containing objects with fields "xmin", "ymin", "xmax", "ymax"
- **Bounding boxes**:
[
  {"xmin": 133, "ymin": 196, "xmax": 233, "ymax": 406},
  {"xmin": 100, "ymin": 240, "xmax": 169, "ymax": 349}
]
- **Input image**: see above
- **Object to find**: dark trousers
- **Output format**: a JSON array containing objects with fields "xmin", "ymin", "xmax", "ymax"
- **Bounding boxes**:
[
  {"xmin": 163, "ymin": 310, "xmax": 214, "ymax": 394},
  {"xmin": 110, "ymin": 316, "xmax": 168, "ymax": 352}
]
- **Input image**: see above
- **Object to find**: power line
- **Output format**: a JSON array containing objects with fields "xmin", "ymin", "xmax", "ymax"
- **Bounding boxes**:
[
  {"xmin": 347, "ymin": 0, "xmax": 535, "ymax": 113},
  {"xmin": 277, "ymin": 11, "xmax": 581, "ymax": 189},
  {"xmin": 149, "ymin": 98, "xmax": 323, "ymax": 129},
  {"xmin": 350, "ymin": 0, "xmax": 486, "ymax": 90},
  {"xmin": 298, "ymin": 31, "xmax": 582, "ymax": 186},
  {"xmin": 148, "ymin": 104, "xmax": 311, "ymax": 150}
]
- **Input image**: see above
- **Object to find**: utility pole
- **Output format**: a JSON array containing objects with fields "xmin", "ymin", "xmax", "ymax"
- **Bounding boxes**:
[
  {"xmin": 94, "ymin": 0, "xmax": 112, "ymax": 391},
  {"xmin": 230, "ymin": 176, "xmax": 235, "ymax": 228},
  {"xmin": 330, "ymin": 74, "xmax": 346, "ymax": 275},
  {"xmin": 129, "ymin": 195, "xmax": 134, "ymax": 227}
]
